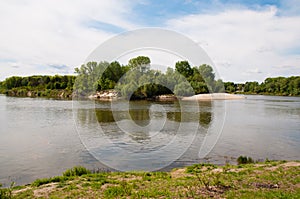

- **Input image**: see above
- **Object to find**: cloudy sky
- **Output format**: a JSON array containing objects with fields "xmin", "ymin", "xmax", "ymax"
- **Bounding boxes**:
[{"xmin": 0, "ymin": 0, "xmax": 299, "ymax": 82}]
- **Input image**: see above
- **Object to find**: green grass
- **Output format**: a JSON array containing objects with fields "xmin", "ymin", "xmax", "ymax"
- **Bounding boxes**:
[
  {"xmin": 1, "ymin": 161, "xmax": 300, "ymax": 199},
  {"xmin": 62, "ymin": 166, "xmax": 90, "ymax": 177}
]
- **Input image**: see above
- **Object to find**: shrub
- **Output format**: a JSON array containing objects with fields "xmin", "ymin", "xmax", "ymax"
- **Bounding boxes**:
[
  {"xmin": 32, "ymin": 176, "xmax": 67, "ymax": 187},
  {"xmin": 0, "ymin": 182, "xmax": 14, "ymax": 199},
  {"xmin": 237, "ymin": 156, "xmax": 254, "ymax": 165},
  {"xmin": 63, "ymin": 166, "xmax": 90, "ymax": 177}
]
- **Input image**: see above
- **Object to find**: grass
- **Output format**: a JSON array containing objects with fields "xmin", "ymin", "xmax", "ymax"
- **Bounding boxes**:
[
  {"xmin": 1, "ymin": 160, "xmax": 300, "ymax": 198},
  {"xmin": 0, "ymin": 182, "xmax": 14, "ymax": 199}
]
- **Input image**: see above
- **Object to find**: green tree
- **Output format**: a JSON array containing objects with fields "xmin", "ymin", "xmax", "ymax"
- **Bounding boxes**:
[
  {"xmin": 128, "ymin": 56, "xmax": 151, "ymax": 73},
  {"xmin": 244, "ymin": 81, "xmax": 259, "ymax": 93},
  {"xmin": 214, "ymin": 79, "xmax": 224, "ymax": 93},
  {"xmin": 198, "ymin": 64, "xmax": 215, "ymax": 92},
  {"xmin": 174, "ymin": 81, "xmax": 194, "ymax": 96},
  {"xmin": 191, "ymin": 81, "xmax": 209, "ymax": 94},
  {"xmin": 175, "ymin": 61, "xmax": 193, "ymax": 78},
  {"xmin": 224, "ymin": 82, "xmax": 236, "ymax": 93}
]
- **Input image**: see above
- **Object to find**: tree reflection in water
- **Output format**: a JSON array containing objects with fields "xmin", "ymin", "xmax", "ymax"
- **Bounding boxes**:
[
  {"xmin": 76, "ymin": 100, "xmax": 213, "ymax": 143},
  {"xmin": 74, "ymin": 99, "xmax": 216, "ymax": 170}
]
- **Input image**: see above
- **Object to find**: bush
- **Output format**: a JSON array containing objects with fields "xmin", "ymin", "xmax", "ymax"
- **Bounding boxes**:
[
  {"xmin": 63, "ymin": 166, "xmax": 91, "ymax": 177},
  {"xmin": 237, "ymin": 156, "xmax": 254, "ymax": 165},
  {"xmin": 32, "ymin": 176, "xmax": 66, "ymax": 187},
  {"xmin": 0, "ymin": 182, "xmax": 14, "ymax": 199}
]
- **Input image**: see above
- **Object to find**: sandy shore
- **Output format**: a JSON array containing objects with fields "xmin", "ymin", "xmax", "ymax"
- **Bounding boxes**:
[{"xmin": 182, "ymin": 93, "xmax": 245, "ymax": 101}]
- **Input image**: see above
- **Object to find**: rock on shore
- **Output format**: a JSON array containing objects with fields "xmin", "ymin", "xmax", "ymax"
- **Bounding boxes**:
[{"xmin": 88, "ymin": 90, "xmax": 119, "ymax": 100}]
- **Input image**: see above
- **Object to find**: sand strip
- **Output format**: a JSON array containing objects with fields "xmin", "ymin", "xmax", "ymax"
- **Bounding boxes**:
[{"xmin": 182, "ymin": 93, "xmax": 245, "ymax": 101}]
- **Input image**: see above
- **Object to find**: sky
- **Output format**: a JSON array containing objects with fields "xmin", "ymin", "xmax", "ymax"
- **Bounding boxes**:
[{"xmin": 0, "ymin": 0, "xmax": 299, "ymax": 82}]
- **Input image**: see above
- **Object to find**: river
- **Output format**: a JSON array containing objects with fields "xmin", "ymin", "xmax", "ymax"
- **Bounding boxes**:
[{"xmin": 0, "ymin": 94, "xmax": 299, "ymax": 186}]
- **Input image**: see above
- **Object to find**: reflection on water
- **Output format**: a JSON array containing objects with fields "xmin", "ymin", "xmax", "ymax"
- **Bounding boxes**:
[
  {"xmin": 73, "ymin": 99, "xmax": 217, "ymax": 171},
  {"xmin": 76, "ymin": 100, "xmax": 213, "ymax": 146},
  {"xmin": 94, "ymin": 101, "xmax": 212, "ymax": 127}
]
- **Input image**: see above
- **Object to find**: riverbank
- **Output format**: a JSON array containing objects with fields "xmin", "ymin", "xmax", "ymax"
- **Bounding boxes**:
[
  {"xmin": 87, "ymin": 91, "xmax": 246, "ymax": 101},
  {"xmin": 3, "ymin": 160, "xmax": 299, "ymax": 198},
  {"xmin": 1, "ymin": 86, "xmax": 296, "ymax": 101}
]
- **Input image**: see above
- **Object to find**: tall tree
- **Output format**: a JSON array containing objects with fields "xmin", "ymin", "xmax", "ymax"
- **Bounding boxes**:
[
  {"xmin": 198, "ymin": 64, "xmax": 215, "ymax": 91},
  {"xmin": 175, "ymin": 61, "xmax": 193, "ymax": 78},
  {"xmin": 128, "ymin": 56, "xmax": 151, "ymax": 73}
]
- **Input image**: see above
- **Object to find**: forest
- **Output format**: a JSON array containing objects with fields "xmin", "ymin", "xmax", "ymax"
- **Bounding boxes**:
[{"xmin": 0, "ymin": 56, "xmax": 299, "ymax": 98}]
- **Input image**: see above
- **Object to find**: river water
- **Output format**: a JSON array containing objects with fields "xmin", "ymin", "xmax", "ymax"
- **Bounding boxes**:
[{"xmin": 0, "ymin": 94, "xmax": 299, "ymax": 186}]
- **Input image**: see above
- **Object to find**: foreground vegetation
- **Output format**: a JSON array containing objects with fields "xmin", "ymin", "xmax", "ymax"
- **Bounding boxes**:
[{"xmin": 1, "ymin": 160, "xmax": 299, "ymax": 198}]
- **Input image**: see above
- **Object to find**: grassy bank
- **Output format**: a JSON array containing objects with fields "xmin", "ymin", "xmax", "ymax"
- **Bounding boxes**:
[{"xmin": 1, "ymin": 160, "xmax": 299, "ymax": 198}]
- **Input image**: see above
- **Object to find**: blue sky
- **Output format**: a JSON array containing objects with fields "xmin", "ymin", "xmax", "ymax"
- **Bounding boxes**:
[{"xmin": 0, "ymin": 0, "xmax": 299, "ymax": 82}]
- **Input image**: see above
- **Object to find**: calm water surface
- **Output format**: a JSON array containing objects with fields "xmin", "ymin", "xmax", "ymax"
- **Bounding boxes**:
[{"xmin": 0, "ymin": 94, "xmax": 299, "ymax": 185}]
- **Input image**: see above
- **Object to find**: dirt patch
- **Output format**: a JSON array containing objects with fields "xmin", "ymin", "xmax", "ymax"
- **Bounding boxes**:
[
  {"xmin": 171, "ymin": 168, "xmax": 189, "ymax": 178},
  {"xmin": 282, "ymin": 161, "xmax": 300, "ymax": 167},
  {"xmin": 13, "ymin": 187, "xmax": 31, "ymax": 195},
  {"xmin": 212, "ymin": 168, "xmax": 223, "ymax": 173},
  {"xmin": 33, "ymin": 183, "xmax": 58, "ymax": 198},
  {"xmin": 119, "ymin": 176, "xmax": 142, "ymax": 182},
  {"xmin": 228, "ymin": 168, "xmax": 245, "ymax": 173},
  {"xmin": 252, "ymin": 182, "xmax": 279, "ymax": 189},
  {"xmin": 109, "ymin": 175, "xmax": 142, "ymax": 182},
  {"xmin": 265, "ymin": 161, "xmax": 300, "ymax": 171}
]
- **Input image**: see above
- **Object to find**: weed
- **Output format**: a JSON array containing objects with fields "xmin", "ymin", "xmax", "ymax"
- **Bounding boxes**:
[
  {"xmin": 63, "ymin": 166, "xmax": 90, "ymax": 177},
  {"xmin": 0, "ymin": 182, "xmax": 14, "ymax": 199},
  {"xmin": 103, "ymin": 184, "xmax": 131, "ymax": 198},
  {"xmin": 237, "ymin": 156, "xmax": 254, "ymax": 165},
  {"xmin": 32, "ymin": 176, "xmax": 67, "ymax": 187}
]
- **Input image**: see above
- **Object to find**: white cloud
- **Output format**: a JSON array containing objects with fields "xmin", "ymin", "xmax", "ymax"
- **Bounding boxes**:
[
  {"xmin": 0, "ymin": 0, "xmax": 137, "ymax": 80},
  {"xmin": 166, "ymin": 6, "xmax": 300, "ymax": 82},
  {"xmin": 243, "ymin": 68, "xmax": 263, "ymax": 77},
  {"xmin": 0, "ymin": 1, "xmax": 299, "ymax": 83}
]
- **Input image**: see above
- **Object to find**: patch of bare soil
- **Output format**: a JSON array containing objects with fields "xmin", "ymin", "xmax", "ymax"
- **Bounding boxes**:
[
  {"xmin": 171, "ymin": 168, "xmax": 190, "ymax": 178},
  {"xmin": 109, "ymin": 174, "xmax": 142, "ymax": 182},
  {"xmin": 282, "ymin": 161, "xmax": 300, "ymax": 167},
  {"xmin": 33, "ymin": 183, "xmax": 58, "ymax": 198},
  {"xmin": 13, "ymin": 187, "xmax": 31, "ymax": 195},
  {"xmin": 265, "ymin": 161, "xmax": 300, "ymax": 171},
  {"xmin": 252, "ymin": 182, "xmax": 279, "ymax": 189}
]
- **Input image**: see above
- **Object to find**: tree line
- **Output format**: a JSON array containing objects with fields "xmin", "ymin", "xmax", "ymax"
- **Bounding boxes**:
[
  {"xmin": 224, "ymin": 76, "xmax": 300, "ymax": 96},
  {"xmin": 0, "ymin": 75, "xmax": 75, "ymax": 98},
  {"xmin": 0, "ymin": 56, "xmax": 299, "ymax": 98}
]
